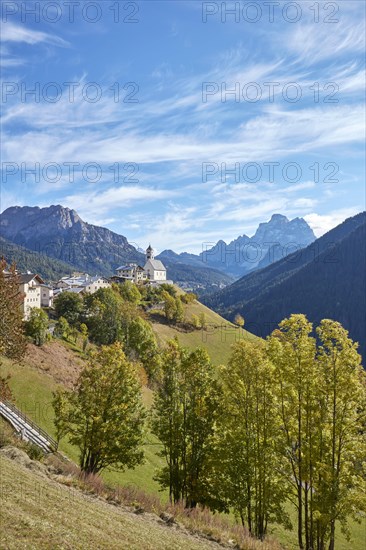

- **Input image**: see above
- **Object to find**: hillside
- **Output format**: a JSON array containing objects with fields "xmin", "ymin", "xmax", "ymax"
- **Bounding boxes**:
[
  {"xmin": 204, "ymin": 212, "xmax": 366, "ymax": 361},
  {"xmin": 0, "ymin": 236, "xmax": 73, "ymax": 281},
  {"xmin": 148, "ymin": 298, "xmax": 259, "ymax": 366},
  {"xmin": 0, "ymin": 451, "xmax": 225, "ymax": 550},
  {"xmin": 2, "ymin": 340, "xmax": 365, "ymax": 550}
]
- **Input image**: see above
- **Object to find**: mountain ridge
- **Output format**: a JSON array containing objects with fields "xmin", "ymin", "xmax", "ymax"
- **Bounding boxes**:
[
  {"xmin": 159, "ymin": 214, "xmax": 315, "ymax": 278},
  {"xmin": 0, "ymin": 205, "xmax": 232, "ymax": 292},
  {"xmin": 203, "ymin": 211, "xmax": 366, "ymax": 362}
]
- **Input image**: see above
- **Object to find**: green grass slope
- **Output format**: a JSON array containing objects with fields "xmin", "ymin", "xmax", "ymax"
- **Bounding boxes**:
[
  {"xmin": 1, "ymin": 328, "xmax": 364, "ymax": 550},
  {"xmin": 0, "ymin": 454, "xmax": 221, "ymax": 550},
  {"xmin": 0, "ymin": 354, "xmax": 163, "ymax": 495},
  {"xmin": 149, "ymin": 299, "xmax": 259, "ymax": 366}
]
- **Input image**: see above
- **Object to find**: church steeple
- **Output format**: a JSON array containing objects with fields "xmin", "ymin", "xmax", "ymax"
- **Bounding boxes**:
[{"xmin": 146, "ymin": 244, "xmax": 154, "ymax": 261}]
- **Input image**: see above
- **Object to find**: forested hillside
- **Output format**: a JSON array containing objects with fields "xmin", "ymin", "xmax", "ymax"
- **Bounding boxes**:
[{"xmin": 0, "ymin": 237, "xmax": 72, "ymax": 281}]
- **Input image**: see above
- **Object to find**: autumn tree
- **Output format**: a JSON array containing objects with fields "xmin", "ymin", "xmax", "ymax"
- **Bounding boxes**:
[
  {"xmin": 234, "ymin": 313, "xmax": 245, "ymax": 328},
  {"xmin": 0, "ymin": 260, "xmax": 26, "ymax": 360},
  {"xmin": 0, "ymin": 374, "xmax": 13, "ymax": 401},
  {"xmin": 53, "ymin": 342, "xmax": 146, "ymax": 474}
]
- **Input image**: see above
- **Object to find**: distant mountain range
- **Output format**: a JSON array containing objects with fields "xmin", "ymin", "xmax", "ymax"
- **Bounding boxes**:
[
  {"xmin": 0, "ymin": 205, "xmax": 232, "ymax": 292},
  {"xmin": 158, "ymin": 214, "xmax": 315, "ymax": 278},
  {"xmin": 0, "ymin": 205, "xmax": 316, "ymax": 291},
  {"xmin": 203, "ymin": 212, "xmax": 366, "ymax": 362}
]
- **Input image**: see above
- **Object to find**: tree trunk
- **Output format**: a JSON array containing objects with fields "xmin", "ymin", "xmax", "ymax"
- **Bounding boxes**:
[
  {"xmin": 298, "ymin": 483, "xmax": 304, "ymax": 549},
  {"xmin": 328, "ymin": 521, "xmax": 335, "ymax": 550}
]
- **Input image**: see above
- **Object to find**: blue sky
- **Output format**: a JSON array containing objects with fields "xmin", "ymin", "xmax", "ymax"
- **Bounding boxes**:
[{"xmin": 1, "ymin": 0, "xmax": 365, "ymax": 253}]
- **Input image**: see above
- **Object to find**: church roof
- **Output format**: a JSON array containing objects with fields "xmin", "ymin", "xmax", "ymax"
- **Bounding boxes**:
[{"xmin": 145, "ymin": 259, "xmax": 166, "ymax": 271}]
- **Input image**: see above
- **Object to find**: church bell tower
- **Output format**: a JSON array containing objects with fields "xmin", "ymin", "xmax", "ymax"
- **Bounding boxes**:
[{"xmin": 146, "ymin": 244, "xmax": 154, "ymax": 261}]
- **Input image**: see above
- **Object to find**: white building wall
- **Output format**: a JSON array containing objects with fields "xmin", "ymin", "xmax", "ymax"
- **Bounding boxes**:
[{"xmin": 22, "ymin": 282, "xmax": 42, "ymax": 320}]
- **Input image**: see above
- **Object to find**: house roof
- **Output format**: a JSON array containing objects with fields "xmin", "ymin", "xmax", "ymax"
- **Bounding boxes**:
[
  {"xmin": 19, "ymin": 273, "xmax": 44, "ymax": 284},
  {"xmin": 63, "ymin": 287, "xmax": 84, "ymax": 294},
  {"xmin": 116, "ymin": 264, "xmax": 145, "ymax": 271},
  {"xmin": 116, "ymin": 265, "xmax": 134, "ymax": 271}
]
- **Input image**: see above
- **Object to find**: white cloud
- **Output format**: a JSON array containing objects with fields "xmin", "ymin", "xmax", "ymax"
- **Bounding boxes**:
[
  {"xmin": 1, "ymin": 22, "xmax": 69, "ymax": 47},
  {"xmin": 304, "ymin": 208, "xmax": 363, "ymax": 237}
]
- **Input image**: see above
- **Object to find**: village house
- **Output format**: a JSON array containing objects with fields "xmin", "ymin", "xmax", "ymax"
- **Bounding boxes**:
[
  {"xmin": 19, "ymin": 273, "xmax": 44, "ymax": 319},
  {"xmin": 55, "ymin": 273, "xmax": 111, "ymax": 293},
  {"xmin": 112, "ymin": 246, "xmax": 172, "ymax": 285},
  {"xmin": 40, "ymin": 284, "xmax": 54, "ymax": 308},
  {"xmin": 115, "ymin": 263, "xmax": 146, "ymax": 284}
]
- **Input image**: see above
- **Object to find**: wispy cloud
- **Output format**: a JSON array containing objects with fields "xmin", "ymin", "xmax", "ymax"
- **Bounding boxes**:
[
  {"xmin": 1, "ymin": 21, "xmax": 69, "ymax": 47},
  {"xmin": 62, "ymin": 185, "xmax": 179, "ymax": 218},
  {"xmin": 1, "ymin": 0, "xmax": 364, "ymax": 252}
]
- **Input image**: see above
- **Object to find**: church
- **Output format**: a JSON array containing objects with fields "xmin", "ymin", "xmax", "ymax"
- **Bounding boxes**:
[
  {"xmin": 114, "ymin": 245, "xmax": 170, "ymax": 285},
  {"xmin": 144, "ymin": 245, "xmax": 167, "ymax": 282}
]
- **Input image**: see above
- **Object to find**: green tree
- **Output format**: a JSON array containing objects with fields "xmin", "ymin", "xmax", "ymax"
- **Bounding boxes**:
[
  {"xmin": 83, "ymin": 287, "xmax": 138, "ymax": 345},
  {"xmin": 126, "ymin": 317, "xmax": 160, "ymax": 379},
  {"xmin": 315, "ymin": 320, "xmax": 366, "ymax": 550},
  {"xmin": 151, "ymin": 339, "xmax": 219, "ymax": 507},
  {"xmin": 199, "ymin": 312, "xmax": 207, "ymax": 329},
  {"xmin": 174, "ymin": 296, "xmax": 184, "ymax": 324},
  {"xmin": 25, "ymin": 308, "xmax": 49, "ymax": 346},
  {"xmin": 191, "ymin": 314, "xmax": 200, "ymax": 329},
  {"xmin": 181, "ymin": 292, "xmax": 197, "ymax": 304},
  {"xmin": 118, "ymin": 281, "xmax": 141, "ymax": 304},
  {"xmin": 70, "ymin": 326, "xmax": 79, "ymax": 344},
  {"xmin": 53, "ymin": 342, "xmax": 146, "ymax": 474},
  {"xmin": 54, "ymin": 316, "xmax": 70, "ymax": 340},
  {"xmin": 214, "ymin": 340, "xmax": 290, "ymax": 539},
  {"xmin": 54, "ymin": 291, "xmax": 83, "ymax": 325},
  {"xmin": 267, "ymin": 314, "xmax": 317, "ymax": 550},
  {"xmin": 0, "ymin": 260, "xmax": 26, "ymax": 360},
  {"xmin": 80, "ymin": 323, "xmax": 89, "ymax": 352},
  {"xmin": 162, "ymin": 291, "xmax": 176, "ymax": 323},
  {"xmin": 160, "ymin": 284, "xmax": 176, "ymax": 296}
]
